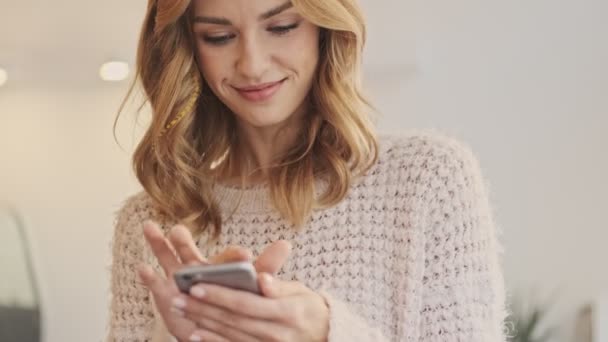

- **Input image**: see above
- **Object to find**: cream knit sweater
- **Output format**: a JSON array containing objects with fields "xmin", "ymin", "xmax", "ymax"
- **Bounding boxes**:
[{"xmin": 107, "ymin": 132, "xmax": 507, "ymax": 342}]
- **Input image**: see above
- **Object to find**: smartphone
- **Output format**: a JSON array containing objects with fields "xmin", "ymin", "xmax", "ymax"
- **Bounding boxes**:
[{"xmin": 173, "ymin": 261, "xmax": 261, "ymax": 295}]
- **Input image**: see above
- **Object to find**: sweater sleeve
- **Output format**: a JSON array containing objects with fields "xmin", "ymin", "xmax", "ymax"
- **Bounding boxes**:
[
  {"xmin": 106, "ymin": 194, "xmax": 161, "ymax": 342},
  {"xmin": 317, "ymin": 290, "xmax": 390, "ymax": 342},
  {"xmin": 418, "ymin": 138, "xmax": 507, "ymax": 341}
]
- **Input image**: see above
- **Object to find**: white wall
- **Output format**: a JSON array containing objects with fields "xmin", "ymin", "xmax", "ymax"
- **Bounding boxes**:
[{"xmin": 0, "ymin": 0, "xmax": 607, "ymax": 341}]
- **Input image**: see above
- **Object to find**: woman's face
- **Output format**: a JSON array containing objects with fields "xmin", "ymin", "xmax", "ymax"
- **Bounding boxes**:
[{"xmin": 192, "ymin": 0, "xmax": 320, "ymax": 129}]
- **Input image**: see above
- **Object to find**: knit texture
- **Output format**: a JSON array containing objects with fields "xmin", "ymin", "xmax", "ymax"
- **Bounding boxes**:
[{"xmin": 106, "ymin": 132, "xmax": 507, "ymax": 341}]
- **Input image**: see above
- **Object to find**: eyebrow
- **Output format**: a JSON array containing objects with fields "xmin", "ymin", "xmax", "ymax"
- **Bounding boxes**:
[{"xmin": 194, "ymin": 1, "xmax": 293, "ymax": 26}]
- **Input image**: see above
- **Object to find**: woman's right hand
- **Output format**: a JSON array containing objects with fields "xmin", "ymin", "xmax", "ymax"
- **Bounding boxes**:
[{"xmin": 138, "ymin": 221, "xmax": 292, "ymax": 342}]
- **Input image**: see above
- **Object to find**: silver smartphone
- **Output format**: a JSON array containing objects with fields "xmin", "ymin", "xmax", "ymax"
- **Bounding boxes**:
[{"xmin": 173, "ymin": 261, "xmax": 261, "ymax": 295}]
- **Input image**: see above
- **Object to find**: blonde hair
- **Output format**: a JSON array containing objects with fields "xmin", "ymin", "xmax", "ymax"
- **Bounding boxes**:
[{"xmin": 115, "ymin": 0, "xmax": 378, "ymax": 240}]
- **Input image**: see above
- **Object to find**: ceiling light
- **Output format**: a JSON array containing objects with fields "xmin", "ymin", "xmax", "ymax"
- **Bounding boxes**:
[
  {"xmin": 0, "ymin": 68, "xmax": 7, "ymax": 87},
  {"xmin": 99, "ymin": 61, "xmax": 130, "ymax": 82}
]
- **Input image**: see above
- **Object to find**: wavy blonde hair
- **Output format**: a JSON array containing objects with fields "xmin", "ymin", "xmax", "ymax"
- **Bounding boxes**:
[{"xmin": 115, "ymin": 0, "xmax": 378, "ymax": 240}]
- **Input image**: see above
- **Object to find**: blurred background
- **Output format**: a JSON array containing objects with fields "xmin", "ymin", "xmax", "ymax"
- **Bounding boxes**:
[{"xmin": 0, "ymin": 0, "xmax": 606, "ymax": 341}]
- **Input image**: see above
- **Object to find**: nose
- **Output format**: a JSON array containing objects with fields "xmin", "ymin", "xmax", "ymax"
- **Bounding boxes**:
[{"xmin": 235, "ymin": 35, "xmax": 270, "ymax": 82}]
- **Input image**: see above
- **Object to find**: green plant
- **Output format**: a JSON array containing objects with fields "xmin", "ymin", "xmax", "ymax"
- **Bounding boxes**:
[{"xmin": 505, "ymin": 293, "xmax": 557, "ymax": 342}]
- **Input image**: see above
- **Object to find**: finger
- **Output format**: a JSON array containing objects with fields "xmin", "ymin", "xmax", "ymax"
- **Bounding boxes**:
[
  {"xmin": 254, "ymin": 240, "xmax": 292, "ymax": 274},
  {"xmin": 176, "ymin": 295, "xmax": 282, "ymax": 341},
  {"xmin": 209, "ymin": 245, "xmax": 253, "ymax": 264},
  {"xmin": 139, "ymin": 266, "xmax": 202, "ymax": 342},
  {"xmin": 192, "ymin": 317, "xmax": 260, "ymax": 342},
  {"xmin": 142, "ymin": 221, "xmax": 181, "ymax": 275},
  {"xmin": 137, "ymin": 263, "xmax": 165, "ymax": 294},
  {"xmin": 258, "ymin": 273, "xmax": 307, "ymax": 298},
  {"xmin": 190, "ymin": 327, "xmax": 231, "ymax": 342},
  {"xmin": 189, "ymin": 283, "xmax": 281, "ymax": 320},
  {"xmin": 168, "ymin": 225, "xmax": 208, "ymax": 266}
]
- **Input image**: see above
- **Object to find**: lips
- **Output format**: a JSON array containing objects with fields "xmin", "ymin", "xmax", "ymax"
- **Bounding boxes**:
[{"xmin": 233, "ymin": 78, "xmax": 286, "ymax": 102}]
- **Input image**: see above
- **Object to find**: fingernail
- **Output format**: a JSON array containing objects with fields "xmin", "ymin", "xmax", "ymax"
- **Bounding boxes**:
[
  {"xmin": 172, "ymin": 297, "xmax": 186, "ymax": 309},
  {"xmin": 189, "ymin": 333, "xmax": 202, "ymax": 341},
  {"xmin": 264, "ymin": 273, "xmax": 273, "ymax": 283},
  {"xmin": 170, "ymin": 306, "xmax": 184, "ymax": 317},
  {"xmin": 143, "ymin": 220, "xmax": 155, "ymax": 228},
  {"xmin": 190, "ymin": 286, "xmax": 206, "ymax": 299}
]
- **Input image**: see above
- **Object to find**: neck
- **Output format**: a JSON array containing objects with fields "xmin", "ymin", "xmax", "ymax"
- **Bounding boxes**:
[
  {"xmin": 237, "ymin": 123, "xmax": 300, "ymax": 173},
  {"xmin": 221, "ymin": 107, "xmax": 308, "ymax": 186}
]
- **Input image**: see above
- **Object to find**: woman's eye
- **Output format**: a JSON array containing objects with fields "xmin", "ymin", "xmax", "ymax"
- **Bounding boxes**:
[
  {"xmin": 202, "ymin": 34, "xmax": 236, "ymax": 46},
  {"xmin": 268, "ymin": 23, "xmax": 299, "ymax": 36},
  {"xmin": 200, "ymin": 23, "xmax": 299, "ymax": 45}
]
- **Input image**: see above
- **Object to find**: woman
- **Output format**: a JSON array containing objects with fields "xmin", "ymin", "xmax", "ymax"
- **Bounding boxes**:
[{"xmin": 108, "ymin": 0, "xmax": 507, "ymax": 341}]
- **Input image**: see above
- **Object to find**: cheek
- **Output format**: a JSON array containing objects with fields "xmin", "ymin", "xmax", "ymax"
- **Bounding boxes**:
[
  {"xmin": 292, "ymin": 29, "xmax": 320, "ymax": 72},
  {"xmin": 196, "ymin": 46, "xmax": 227, "ymax": 85}
]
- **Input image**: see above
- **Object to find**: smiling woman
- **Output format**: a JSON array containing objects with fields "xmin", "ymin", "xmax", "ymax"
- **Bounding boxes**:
[
  {"xmin": 192, "ymin": 0, "xmax": 320, "ymax": 133},
  {"xmin": 108, "ymin": 0, "xmax": 507, "ymax": 341}
]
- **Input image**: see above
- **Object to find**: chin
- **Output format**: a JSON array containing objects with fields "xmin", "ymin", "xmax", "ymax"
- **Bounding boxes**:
[
  {"xmin": 242, "ymin": 112, "xmax": 292, "ymax": 129},
  {"xmin": 231, "ymin": 107, "xmax": 292, "ymax": 128}
]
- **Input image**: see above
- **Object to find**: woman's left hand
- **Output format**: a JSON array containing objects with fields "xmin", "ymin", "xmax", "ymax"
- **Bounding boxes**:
[{"xmin": 171, "ymin": 272, "xmax": 330, "ymax": 342}]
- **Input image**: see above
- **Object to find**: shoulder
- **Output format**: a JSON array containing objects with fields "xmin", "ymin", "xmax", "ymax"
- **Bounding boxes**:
[
  {"xmin": 377, "ymin": 131, "xmax": 500, "ymax": 247},
  {"xmin": 113, "ymin": 191, "xmax": 158, "ymax": 226},
  {"xmin": 374, "ymin": 130, "xmax": 488, "ymax": 201},
  {"xmin": 377, "ymin": 129, "xmax": 480, "ymax": 168},
  {"xmin": 112, "ymin": 191, "xmax": 170, "ymax": 242}
]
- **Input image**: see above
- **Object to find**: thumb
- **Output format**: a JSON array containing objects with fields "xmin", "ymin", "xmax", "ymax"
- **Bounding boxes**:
[
  {"xmin": 210, "ymin": 245, "xmax": 253, "ymax": 264},
  {"xmin": 254, "ymin": 240, "xmax": 292, "ymax": 274},
  {"xmin": 258, "ymin": 272, "xmax": 306, "ymax": 298}
]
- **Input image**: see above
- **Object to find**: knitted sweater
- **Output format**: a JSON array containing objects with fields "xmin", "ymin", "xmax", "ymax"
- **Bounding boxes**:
[{"xmin": 106, "ymin": 132, "xmax": 507, "ymax": 342}]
